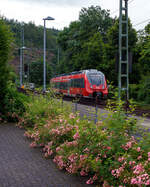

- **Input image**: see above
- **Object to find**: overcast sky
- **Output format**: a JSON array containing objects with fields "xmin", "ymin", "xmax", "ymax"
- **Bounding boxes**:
[{"xmin": 0, "ymin": 0, "xmax": 150, "ymax": 30}]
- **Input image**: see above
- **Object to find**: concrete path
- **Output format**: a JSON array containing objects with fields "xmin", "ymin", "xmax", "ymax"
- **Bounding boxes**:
[{"xmin": 0, "ymin": 123, "xmax": 95, "ymax": 187}]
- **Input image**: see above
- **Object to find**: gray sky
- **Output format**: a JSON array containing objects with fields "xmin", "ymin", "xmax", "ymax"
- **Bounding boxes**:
[{"xmin": 0, "ymin": 0, "xmax": 150, "ymax": 30}]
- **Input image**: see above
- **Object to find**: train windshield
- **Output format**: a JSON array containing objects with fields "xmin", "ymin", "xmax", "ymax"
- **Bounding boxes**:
[{"xmin": 87, "ymin": 73, "xmax": 104, "ymax": 86}]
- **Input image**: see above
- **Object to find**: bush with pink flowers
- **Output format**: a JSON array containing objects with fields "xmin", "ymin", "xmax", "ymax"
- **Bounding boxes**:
[{"xmin": 19, "ymin": 95, "xmax": 150, "ymax": 186}]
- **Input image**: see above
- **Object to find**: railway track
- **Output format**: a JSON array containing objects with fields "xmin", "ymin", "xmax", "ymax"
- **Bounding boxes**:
[
  {"xmin": 63, "ymin": 95, "xmax": 150, "ymax": 119},
  {"xmin": 17, "ymin": 87, "xmax": 150, "ymax": 119},
  {"xmin": 63, "ymin": 95, "xmax": 106, "ymax": 108}
]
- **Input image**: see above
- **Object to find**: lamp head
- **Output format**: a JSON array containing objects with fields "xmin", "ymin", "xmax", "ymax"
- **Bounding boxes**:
[{"xmin": 43, "ymin": 16, "xmax": 55, "ymax": 21}]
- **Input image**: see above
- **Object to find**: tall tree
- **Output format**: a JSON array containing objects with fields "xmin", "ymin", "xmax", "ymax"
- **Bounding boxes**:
[
  {"xmin": 79, "ymin": 6, "xmax": 113, "ymax": 40},
  {"xmin": 138, "ymin": 23, "xmax": 150, "ymax": 75},
  {"xmin": 106, "ymin": 18, "xmax": 137, "ymax": 84},
  {"xmin": 57, "ymin": 6, "xmax": 113, "ymax": 74},
  {"xmin": 0, "ymin": 18, "xmax": 13, "ymax": 113},
  {"xmin": 73, "ymin": 32, "xmax": 107, "ymax": 71},
  {"xmin": 29, "ymin": 59, "xmax": 53, "ymax": 86}
]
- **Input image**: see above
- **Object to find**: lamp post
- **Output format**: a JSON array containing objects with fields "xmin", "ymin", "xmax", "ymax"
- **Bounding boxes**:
[
  {"xmin": 57, "ymin": 47, "xmax": 60, "ymax": 65},
  {"xmin": 20, "ymin": 46, "xmax": 29, "ymax": 87},
  {"xmin": 43, "ymin": 16, "xmax": 55, "ymax": 92},
  {"xmin": 20, "ymin": 23, "xmax": 24, "ymax": 87},
  {"xmin": 20, "ymin": 47, "xmax": 23, "ymax": 87},
  {"xmin": 20, "ymin": 46, "xmax": 26, "ymax": 87}
]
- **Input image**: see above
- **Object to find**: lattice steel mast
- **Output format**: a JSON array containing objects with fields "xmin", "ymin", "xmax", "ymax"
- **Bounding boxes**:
[{"xmin": 119, "ymin": 0, "xmax": 129, "ymax": 100}]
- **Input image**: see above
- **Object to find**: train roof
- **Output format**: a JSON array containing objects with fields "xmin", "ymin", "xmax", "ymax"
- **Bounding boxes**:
[{"xmin": 53, "ymin": 69, "xmax": 104, "ymax": 78}]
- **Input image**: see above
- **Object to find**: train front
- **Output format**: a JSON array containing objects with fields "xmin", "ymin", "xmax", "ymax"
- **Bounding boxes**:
[{"xmin": 86, "ymin": 70, "xmax": 108, "ymax": 99}]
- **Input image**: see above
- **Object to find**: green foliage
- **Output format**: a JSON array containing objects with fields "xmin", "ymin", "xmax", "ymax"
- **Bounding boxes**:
[
  {"xmin": 81, "ymin": 32, "xmax": 107, "ymax": 71},
  {"xmin": 106, "ymin": 18, "xmax": 137, "ymax": 84},
  {"xmin": 3, "ymin": 18, "xmax": 59, "ymax": 82},
  {"xmin": 129, "ymin": 84, "xmax": 140, "ymax": 100},
  {"xmin": 57, "ymin": 6, "xmax": 139, "ymax": 88},
  {"xmin": 138, "ymin": 37, "xmax": 150, "ymax": 75},
  {"xmin": 0, "ymin": 18, "xmax": 27, "ymax": 122},
  {"xmin": 2, "ymin": 83, "xmax": 29, "ymax": 122},
  {"xmin": 129, "ymin": 75, "xmax": 150, "ymax": 104},
  {"xmin": 137, "ymin": 76, "xmax": 150, "ymax": 104},
  {"xmin": 79, "ymin": 6, "xmax": 113, "ymax": 40},
  {"xmin": 2, "ymin": 10, "xmax": 150, "ymax": 105},
  {"xmin": 0, "ymin": 18, "xmax": 13, "ymax": 114},
  {"xmin": 29, "ymin": 59, "xmax": 52, "ymax": 86},
  {"xmin": 134, "ymin": 23, "xmax": 150, "ymax": 83},
  {"xmin": 107, "ymin": 18, "xmax": 137, "ymax": 51},
  {"xmin": 17, "ymin": 93, "xmax": 70, "ymax": 128},
  {"xmin": 57, "ymin": 5, "xmax": 113, "ymax": 74},
  {"xmin": 4, "ymin": 19, "xmax": 59, "ymax": 49}
]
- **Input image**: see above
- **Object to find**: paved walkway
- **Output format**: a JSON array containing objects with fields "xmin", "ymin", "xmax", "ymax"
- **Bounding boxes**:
[{"xmin": 0, "ymin": 124, "xmax": 95, "ymax": 187}]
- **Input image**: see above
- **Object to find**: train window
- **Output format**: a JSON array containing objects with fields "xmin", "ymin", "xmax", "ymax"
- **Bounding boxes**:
[
  {"xmin": 77, "ymin": 79, "xmax": 80, "ymax": 88},
  {"xmin": 74, "ymin": 79, "xmax": 77, "ymax": 88},
  {"xmin": 59, "ymin": 82, "xmax": 68, "ymax": 90},
  {"xmin": 56, "ymin": 82, "xmax": 58, "ymax": 89},
  {"xmin": 70, "ymin": 78, "xmax": 84, "ymax": 88},
  {"xmin": 68, "ymin": 80, "xmax": 71, "ymax": 88},
  {"xmin": 62, "ymin": 82, "xmax": 64, "ymax": 89},
  {"xmin": 73, "ymin": 79, "xmax": 78, "ymax": 88},
  {"xmin": 64, "ymin": 82, "xmax": 67, "ymax": 90},
  {"xmin": 80, "ymin": 78, "xmax": 85, "ymax": 88},
  {"xmin": 59, "ymin": 82, "xmax": 61, "ymax": 89},
  {"xmin": 66, "ymin": 81, "xmax": 70, "ymax": 89},
  {"xmin": 55, "ymin": 82, "xmax": 58, "ymax": 88},
  {"xmin": 71, "ymin": 79, "xmax": 74, "ymax": 87},
  {"xmin": 87, "ymin": 73, "xmax": 104, "ymax": 86},
  {"xmin": 57, "ymin": 82, "xmax": 60, "ymax": 89},
  {"xmin": 58, "ymin": 82, "xmax": 60, "ymax": 89}
]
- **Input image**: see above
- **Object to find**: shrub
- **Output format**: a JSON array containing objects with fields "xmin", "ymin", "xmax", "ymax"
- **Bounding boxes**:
[
  {"xmin": 137, "ymin": 75, "xmax": 150, "ymax": 104},
  {"xmin": 0, "ymin": 18, "xmax": 13, "ymax": 116},
  {"xmin": 129, "ymin": 76, "xmax": 150, "ymax": 104},
  {"xmin": 17, "ymin": 93, "xmax": 70, "ymax": 128},
  {"xmin": 1, "ymin": 83, "xmax": 29, "ymax": 122},
  {"xmin": 20, "ymin": 97, "xmax": 150, "ymax": 186},
  {"xmin": 129, "ymin": 84, "xmax": 140, "ymax": 100}
]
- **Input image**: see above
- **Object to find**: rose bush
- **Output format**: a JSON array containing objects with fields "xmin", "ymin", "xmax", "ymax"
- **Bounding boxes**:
[{"xmin": 19, "ymin": 95, "xmax": 150, "ymax": 186}]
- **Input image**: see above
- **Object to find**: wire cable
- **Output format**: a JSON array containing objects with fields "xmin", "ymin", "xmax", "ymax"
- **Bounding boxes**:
[
  {"xmin": 108, "ymin": 0, "xmax": 150, "ymax": 30},
  {"xmin": 110, "ymin": 0, "xmax": 135, "ymax": 16},
  {"xmin": 110, "ymin": 9, "xmax": 119, "ymax": 16},
  {"xmin": 129, "ymin": 0, "xmax": 135, "ymax": 4},
  {"xmin": 133, "ymin": 18, "xmax": 150, "ymax": 27}
]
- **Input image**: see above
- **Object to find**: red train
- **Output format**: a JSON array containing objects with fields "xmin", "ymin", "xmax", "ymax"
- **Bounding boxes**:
[{"xmin": 50, "ymin": 69, "xmax": 108, "ymax": 99}]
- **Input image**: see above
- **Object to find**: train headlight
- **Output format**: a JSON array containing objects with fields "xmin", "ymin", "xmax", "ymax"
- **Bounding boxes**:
[
  {"xmin": 102, "ymin": 85, "xmax": 105, "ymax": 89},
  {"xmin": 90, "ymin": 85, "xmax": 93, "ymax": 89}
]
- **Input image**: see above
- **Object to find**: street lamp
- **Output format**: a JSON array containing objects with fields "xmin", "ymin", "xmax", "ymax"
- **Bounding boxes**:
[
  {"xmin": 20, "ymin": 47, "xmax": 23, "ymax": 87},
  {"xmin": 43, "ymin": 16, "xmax": 55, "ymax": 92},
  {"xmin": 20, "ymin": 23, "xmax": 24, "ymax": 87},
  {"xmin": 20, "ymin": 46, "xmax": 26, "ymax": 87},
  {"xmin": 20, "ymin": 46, "xmax": 30, "ymax": 87}
]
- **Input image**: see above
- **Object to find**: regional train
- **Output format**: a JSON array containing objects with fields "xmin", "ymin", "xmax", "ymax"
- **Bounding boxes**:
[{"xmin": 50, "ymin": 69, "xmax": 108, "ymax": 99}]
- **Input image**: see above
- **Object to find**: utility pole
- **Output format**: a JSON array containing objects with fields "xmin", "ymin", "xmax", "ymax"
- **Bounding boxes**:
[
  {"xmin": 19, "ymin": 23, "xmax": 25, "ymax": 87},
  {"xmin": 43, "ymin": 16, "xmax": 55, "ymax": 92},
  {"xmin": 22, "ymin": 23, "xmax": 25, "ymax": 84},
  {"xmin": 20, "ymin": 23, "xmax": 24, "ymax": 87},
  {"xmin": 118, "ymin": 0, "xmax": 129, "ymax": 101},
  {"xmin": 20, "ymin": 47, "xmax": 22, "ymax": 87},
  {"xmin": 57, "ymin": 47, "xmax": 60, "ymax": 65}
]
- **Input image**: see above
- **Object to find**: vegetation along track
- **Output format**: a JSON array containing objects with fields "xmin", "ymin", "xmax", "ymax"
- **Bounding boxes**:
[
  {"xmin": 62, "ymin": 95, "xmax": 150, "ymax": 119},
  {"xmin": 17, "ymin": 88, "xmax": 150, "ymax": 119}
]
